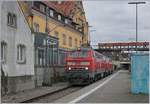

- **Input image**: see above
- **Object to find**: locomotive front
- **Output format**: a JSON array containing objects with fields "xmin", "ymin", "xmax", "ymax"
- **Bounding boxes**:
[{"xmin": 65, "ymin": 49, "xmax": 93, "ymax": 85}]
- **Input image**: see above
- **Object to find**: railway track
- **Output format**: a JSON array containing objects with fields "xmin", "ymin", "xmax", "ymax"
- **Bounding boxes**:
[
  {"xmin": 21, "ymin": 71, "xmax": 116, "ymax": 103},
  {"xmin": 21, "ymin": 86, "xmax": 83, "ymax": 103}
]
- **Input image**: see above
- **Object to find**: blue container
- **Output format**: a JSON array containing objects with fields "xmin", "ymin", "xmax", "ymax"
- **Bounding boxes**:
[{"xmin": 131, "ymin": 53, "xmax": 149, "ymax": 94}]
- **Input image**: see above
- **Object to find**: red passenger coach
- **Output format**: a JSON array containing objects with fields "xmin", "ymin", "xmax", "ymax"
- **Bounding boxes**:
[{"xmin": 65, "ymin": 47, "xmax": 113, "ymax": 85}]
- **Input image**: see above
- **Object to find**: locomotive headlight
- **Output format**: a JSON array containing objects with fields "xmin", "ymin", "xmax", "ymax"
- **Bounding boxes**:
[
  {"xmin": 85, "ymin": 67, "xmax": 88, "ymax": 70},
  {"xmin": 68, "ymin": 67, "xmax": 71, "ymax": 70}
]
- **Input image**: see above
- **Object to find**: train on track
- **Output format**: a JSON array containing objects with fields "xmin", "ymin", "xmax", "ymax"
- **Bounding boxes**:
[{"xmin": 65, "ymin": 47, "xmax": 113, "ymax": 85}]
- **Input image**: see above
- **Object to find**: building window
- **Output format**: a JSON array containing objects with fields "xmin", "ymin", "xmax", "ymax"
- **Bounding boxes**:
[
  {"xmin": 62, "ymin": 34, "xmax": 66, "ymax": 45},
  {"xmin": 40, "ymin": 4, "xmax": 45, "ymax": 13},
  {"xmin": 49, "ymin": 9, "xmax": 54, "ymax": 17},
  {"xmin": 58, "ymin": 14, "xmax": 61, "ymax": 21},
  {"xmin": 65, "ymin": 19, "xmax": 68, "ymax": 24},
  {"xmin": 69, "ymin": 37, "xmax": 72, "ymax": 47},
  {"xmin": 57, "ymin": 1, "xmax": 62, "ymax": 4},
  {"xmin": 80, "ymin": 41, "xmax": 82, "ymax": 47},
  {"xmin": 54, "ymin": 31, "xmax": 59, "ymax": 38},
  {"xmin": 75, "ymin": 39, "xmax": 78, "ymax": 48},
  {"xmin": 34, "ymin": 23, "xmax": 39, "ymax": 32},
  {"xmin": 17, "ymin": 44, "xmax": 26, "ymax": 63},
  {"xmin": 1, "ymin": 42, "xmax": 7, "ymax": 63},
  {"xmin": 7, "ymin": 13, "xmax": 17, "ymax": 27},
  {"xmin": 7, "ymin": 13, "xmax": 12, "ymax": 25},
  {"xmin": 38, "ymin": 49, "xmax": 45, "ymax": 66},
  {"xmin": 12, "ymin": 14, "xmax": 17, "ymax": 27},
  {"xmin": 79, "ymin": 19, "xmax": 83, "ymax": 26}
]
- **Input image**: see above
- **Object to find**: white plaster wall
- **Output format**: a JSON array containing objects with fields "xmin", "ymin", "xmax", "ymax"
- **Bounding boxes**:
[{"xmin": 1, "ymin": 1, "xmax": 34, "ymax": 76}]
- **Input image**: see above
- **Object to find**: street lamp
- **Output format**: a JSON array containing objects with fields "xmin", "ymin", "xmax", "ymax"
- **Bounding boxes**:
[{"xmin": 128, "ymin": 1, "xmax": 146, "ymax": 53}]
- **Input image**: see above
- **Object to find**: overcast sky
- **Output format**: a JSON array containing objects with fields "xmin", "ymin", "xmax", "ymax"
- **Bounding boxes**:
[{"xmin": 83, "ymin": 0, "xmax": 150, "ymax": 47}]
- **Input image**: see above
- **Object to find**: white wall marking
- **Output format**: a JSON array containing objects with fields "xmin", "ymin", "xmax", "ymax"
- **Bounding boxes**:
[{"xmin": 68, "ymin": 70, "xmax": 121, "ymax": 103}]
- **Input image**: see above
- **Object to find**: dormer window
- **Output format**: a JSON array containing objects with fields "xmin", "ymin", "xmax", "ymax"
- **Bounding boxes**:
[
  {"xmin": 49, "ymin": 9, "xmax": 54, "ymax": 17},
  {"xmin": 57, "ymin": 1, "xmax": 62, "ymax": 4},
  {"xmin": 40, "ymin": 4, "xmax": 45, "ymax": 13},
  {"xmin": 65, "ymin": 19, "xmax": 68, "ymax": 24},
  {"xmin": 58, "ymin": 14, "xmax": 61, "ymax": 21}
]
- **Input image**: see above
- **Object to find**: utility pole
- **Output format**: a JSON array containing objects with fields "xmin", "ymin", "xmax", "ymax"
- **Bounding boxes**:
[{"xmin": 128, "ymin": 2, "xmax": 146, "ymax": 53}]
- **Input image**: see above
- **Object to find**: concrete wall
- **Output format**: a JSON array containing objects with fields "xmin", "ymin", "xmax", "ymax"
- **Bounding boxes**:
[
  {"xmin": 35, "ymin": 66, "xmax": 66, "ymax": 87},
  {"xmin": 1, "ymin": 1, "xmax": 34, "ymax": 94},
  {"xmin": 50, "ymin": 66, "xmax": 66, "ymax": 83},
  {"xmin": 34, "ymin": 67, "xmax": 45, "ymax": 87},
  {"xmin": 7, "ymin": 76, "xmax": 34, "ymax": 93},
  {"xmin": 112, "ymin": 61, "xmax": 121, "ymax": 70}
]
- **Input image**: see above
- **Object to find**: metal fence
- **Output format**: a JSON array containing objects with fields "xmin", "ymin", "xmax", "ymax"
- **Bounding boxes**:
[
  {"xmin": 34, "ymin": 46, "xmax": 67, "ymax": 67},
  {"xmin": 34, "ymin": 46, "xmax": 68, "ymax": 86}
]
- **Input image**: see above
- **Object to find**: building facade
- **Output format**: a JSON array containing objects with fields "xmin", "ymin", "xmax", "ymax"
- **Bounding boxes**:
[
  {"xmin": 1, "ymin": 1, "xmax": 34, "ymax": 94},
  {"xmin": 19, "ymin": 1, "xmax": 89, "ymax": 49}
]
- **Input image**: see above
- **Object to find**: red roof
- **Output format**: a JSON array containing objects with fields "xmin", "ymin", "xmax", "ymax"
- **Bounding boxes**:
[{"xmin": 41, "ymin": 1, "xmax": 76, "ymax": 17}]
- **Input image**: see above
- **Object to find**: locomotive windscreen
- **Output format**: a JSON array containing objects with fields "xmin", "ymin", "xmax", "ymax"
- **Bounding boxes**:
[{"xmin": 68, "ymin": 50, "xmax": 89, "ymax": 58}]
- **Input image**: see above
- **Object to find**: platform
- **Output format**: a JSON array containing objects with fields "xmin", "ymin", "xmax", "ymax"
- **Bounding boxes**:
[
  {"xmin": 1, "ymin": 82, "xmax": 69, "ymax": 103},
  {"xmin": 54, "ymin": 70, "xmax": 149, "ymax": 103}
]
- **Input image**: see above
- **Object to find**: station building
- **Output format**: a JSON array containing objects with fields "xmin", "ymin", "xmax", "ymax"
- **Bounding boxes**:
[
  {"xmin": 1, "ymin": 1, "xmax": 90, "ymax": 93},
  {"xmin": 17, "ymin": 1, "xmax": 89, "ymax": 86},
  {"xmin": 19, "ymin": 1, "xmax": 89, "ymax": 50},
  {"xmin": 1, "ymin": 1, "xmax": 34, "ymax": 94}
]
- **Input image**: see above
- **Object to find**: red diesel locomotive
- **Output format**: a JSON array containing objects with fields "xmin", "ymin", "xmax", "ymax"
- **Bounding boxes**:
[{"xmin": 65, "ymin": 47, "xmax": 113, "ymax": 85}]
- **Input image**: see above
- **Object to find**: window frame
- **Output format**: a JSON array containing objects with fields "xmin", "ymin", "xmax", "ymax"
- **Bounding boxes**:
[
  {"xmin": 34, "ymin": 23, "xmax": 39, "ymax": 32},
  {"xmin": 1, "ymin": 41, "xmax": 7, "ymax": 63},
  {"xmin": 80, "ymin": 41, "xmax": 82, "ymax": 47},
  {"xmin": 7, "ymin": 13, "xmax": 17, "ymax": 28},
  {"xmin": 54, "ymin": 31, "xmax": 59, "ymax": 38},
  {"xmin": 17, "ymin": 44, "xmax": 26, "ymax": 64},
  {"xmin": 39, "ymin": 4, "xmax": 45, "ymax": 13},
  {"xmin": 37, "ymin": 48, "xmax": 45, "ymax": 66},
  {"xmin": 12, "ymin": 14, "xmax": 17, "ymax": 27},
  {"xmin": 49, "ymin": 9, "xmax": 54, "ymax": 17},
  {"xmin": 75, "ymin": 38, "xmax": 78, "ymax": 48},
  {"xmin": 58, "ymin": 14, "xmax": 62, "ymax": 21},
  {"xmin": 7, "ymin": 13, "xmax": 12, "ymax": 26},
  {"xmin": 65, "ymin": 19, "xmax": 68, "ymax": 24},
  {"xmin": 69, "ymin": 37, "xmax": 72, "ymax": 47},
  {"xmin": 62, "ymin": 34, "xmax": 66, "ymax": 45},
  {"xmin": 57, "ymin": 1, "xmax": 62, "ymax": 4}
]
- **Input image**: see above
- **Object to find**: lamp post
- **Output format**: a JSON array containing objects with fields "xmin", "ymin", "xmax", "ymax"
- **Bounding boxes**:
[{"xmin": 128, "ymin": 2, "xmax": 146, "ymax": 53}]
